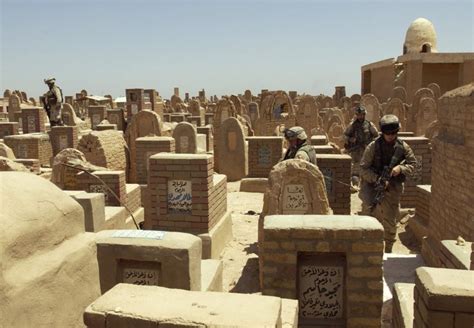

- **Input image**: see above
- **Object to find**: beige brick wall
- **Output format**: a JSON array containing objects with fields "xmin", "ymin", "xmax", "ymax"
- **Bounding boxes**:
[
  {"xmin": 317, "ymin": 154, "xmax": 351, "ymax": 214},
  {"xmin": 21, "ymin": 107, "xmax": 46, "ymax": 133},
  {"xmin": 414, "ymin": 185, "xmax": 431, "ymax": 227},
  {"xmin": 49, "ymin": 126, "xmax": 78, "ymax": 156},
  {"xmin": 147, "ymin": 153, "xmax": 227, "ymax": 234},
  {"xmin": 0, "ymin": 122, "xmax": 18, "ymax": 138},
  {"xmin": 88, "ymin": 105, "xmax": 107, "ymax": 130},
  {"xmin": 247, "ymin": 137, "xmax": 284, "ymax": 178},
  {"xmin": 262, "ymin": 215, "xmax": 384, "ymax": 327},
  {"xmin": 4, "ymin": 133, "xmax": 52, "ymax": 166},
  {"xmin": 429, "ymin": 91, "xmax": 474, "ymax": 243},
  {"xmin": 399, "ymin": 137, "xmax": 432, "ymax": 208},
  {"xmin": 77, "ymin": 170, "xmax": 126, "ymax": 207},
  {"xmin": 135, "ymin": 137, "xmax": 175, "ymax": 185}
]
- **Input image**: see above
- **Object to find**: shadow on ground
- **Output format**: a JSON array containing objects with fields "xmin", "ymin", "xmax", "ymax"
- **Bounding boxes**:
[{"xmin": 229, "ymin": 257, "xmax": 260, "ymax": 294}]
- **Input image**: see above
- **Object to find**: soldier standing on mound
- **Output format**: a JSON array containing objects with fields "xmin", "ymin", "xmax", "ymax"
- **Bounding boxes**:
[{"xmin": 43, "ymin": 77, "xmax": 64, "ymax": 126}]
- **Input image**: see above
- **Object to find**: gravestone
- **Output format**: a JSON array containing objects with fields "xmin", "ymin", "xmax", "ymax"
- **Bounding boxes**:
[
  {"xmin": 188, "ymin": 99, "xmax": 204, "ymax": 125},
  {"xmin": 296, "ymin": 95, "xmax": 319, "ymax": 135},
  {"xmin": 61, "ymin": 103, "xmax": 85, "ymax": 127},
  {"xmin": 230, "ymin": 94, "xmax": 245, "ymax": 115},
  {"xmin": 8, "ymin": 94, "xmax": 21, "ymax": 123},
  {"xmin": 360, "ymin": 93, "xmax": 381, "ymax": 122},
  {"xmin": 244, "ymin": 89, "xmax": 252, "ymax": 102},
  {"xmin": 247, "ymin": 136, "xmax": 284, "ymax": 178},
  {"xmin": 247, "ymin": 102, "xmax": 259, "ymax": 127},
  {"xmin": 384, "ymin": 98, "xmax": 407, "ymax": 131},
  {"xmin": 135, "ymin": 136, "xmax": 175, "ymax": 184},
  {"xmin": 170, "ymin": 94, "xmax": 183, "ymax": 112},
  {"xmin": 106, "ymin": 108, "xmax": 126, "ymax": 131},
  {"xmin": 125, "ymin": 110, "xmax": 163, "ymax": 182},
  {"xmin": 261, "ymin": 215, "xmax": 384, "ymax": 326},
  {"xmin": 427, "ymin": 82, "xmax": 441, "ymax": 100},
  {"xmin": 216, "ymin": 117, "xmax": 247, "ymax": 181},
  {"xmin": 49, "ymin": 126, "xmax": 79, "ymax": 156},
  {"xmin": 173, "ymin": 122, "xmax": 198, "ymax": 154},
  {"xmin": 409, "ymin": 88, "xmax": 435, "ymax": 132},
  {"xmin": 350, "ymin": 94, "xmax": 361, "ymax": 107},
  {"xmin": 327, "ymin": 122, "xmax": 345, "ymax": 150},
  {"xmin": 88, "ymin": 105, "xmax": 107, "ymax": 130},
  {"xmin": 391, "ymin": 86, "xmax": 408, "ymax": 103}
]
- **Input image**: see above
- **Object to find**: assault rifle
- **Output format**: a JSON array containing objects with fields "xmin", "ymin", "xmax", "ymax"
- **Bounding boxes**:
[{"xmin": 370, "ymin": 144, "xmax": 405, "ymax": 211}]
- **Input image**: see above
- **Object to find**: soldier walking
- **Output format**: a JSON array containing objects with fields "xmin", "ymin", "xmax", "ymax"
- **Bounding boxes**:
[
  {"xmin": 358, "ymin": 115, "xmax": 416, "ymax": 253},
  {"xmin": 344, "ymin": 106, "xmax": 379, "ymax": 187}
]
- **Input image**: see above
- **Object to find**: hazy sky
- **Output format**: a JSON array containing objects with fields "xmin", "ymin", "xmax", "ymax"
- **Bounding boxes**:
[{"xmin": 1, "ymin": 0, "xmax": 473, "ymax": 99}]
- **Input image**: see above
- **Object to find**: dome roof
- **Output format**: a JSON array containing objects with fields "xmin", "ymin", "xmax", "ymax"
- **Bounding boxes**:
[{"xmin": 403, "ymin": 18, "xmax": 438, "ymax": 54}]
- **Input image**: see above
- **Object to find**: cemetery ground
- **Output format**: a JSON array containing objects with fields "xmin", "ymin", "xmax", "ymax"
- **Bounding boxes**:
[{"xmin": 221, "ymin": 181, "xmax": 422, "ymax": 326}]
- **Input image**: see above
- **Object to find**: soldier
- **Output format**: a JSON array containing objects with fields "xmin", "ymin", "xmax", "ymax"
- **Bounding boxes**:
[
  {"xmin": 344, "ymin": 105, "xmax": 379, "ymax": 186},
  {"xmin": 359, "ymin": 115, "xmax": 416, "ymax": 253},
  {"xmin": 43, "ymin": 77, "xmax": 64, "ymax": 126},
  {"xmin": 282, "ymin": 126, "xmax": 317, "ymax": 165}
]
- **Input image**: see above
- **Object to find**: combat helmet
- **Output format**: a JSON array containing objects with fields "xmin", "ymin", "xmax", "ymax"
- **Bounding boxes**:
[
  {"xmin": 284, "ymin": 126, "xmax": 307, "ymax": 141},
  {"xmin": 355, "ymin": 105, "xmax": 366, "ymax": 115},
  {"xmin": 380, "ymin": 114, "xmax": 400, "ymax": 134}
]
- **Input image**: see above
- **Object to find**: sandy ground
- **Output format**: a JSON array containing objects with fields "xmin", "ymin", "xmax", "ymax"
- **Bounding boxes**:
[{"xmin": 220, "ymin": 181, "xmax": 424, "ymax": 326}]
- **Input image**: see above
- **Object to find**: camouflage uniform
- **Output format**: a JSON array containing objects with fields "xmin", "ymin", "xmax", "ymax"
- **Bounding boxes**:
[
  {"xmin": 283, "ymin": 126, "xmax": 317, "ymax": 166},
  {"xmin": 359, "ymin": 136, "xmax": 416, "ymax": 250},
  {"xmin": 344, "ymin": 118, "xmax": 378, "ymax": 178},
  {"xmin": 44, "ymin": 78, "xmax": 63, "ymax": 125},
  {"xmin": 283, "ymin": 142, "xmax": 317, "ymax": 165}
]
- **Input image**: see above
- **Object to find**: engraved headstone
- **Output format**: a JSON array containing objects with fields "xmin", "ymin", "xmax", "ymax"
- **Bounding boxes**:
[
  {"xmin": 257, "ymin": 145, "xmax": 272, "ymax": 166},
  {"xmin": 282, "ymin": 184, "xmax": 309, "ymax": 214},
  {"xmin": 167, "ymin": 180, "xmax": 192, "ymax": 213}
]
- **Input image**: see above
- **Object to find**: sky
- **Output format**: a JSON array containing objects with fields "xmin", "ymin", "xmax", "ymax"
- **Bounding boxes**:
[{"xmin": 1, "ymin": 0, "xmax": 473, "ymax": 100}]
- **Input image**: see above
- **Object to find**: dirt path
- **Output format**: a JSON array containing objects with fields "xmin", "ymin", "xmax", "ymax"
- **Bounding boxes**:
[{"xmin": 220, "ymin": 181, "xmax": 421, "ymax": 298}]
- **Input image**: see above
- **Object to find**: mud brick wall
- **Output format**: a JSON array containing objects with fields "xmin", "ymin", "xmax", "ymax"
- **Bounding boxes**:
[
  {"xmin": 247, "ymin": 137, "xmax": 283, "ymax": 178},
  {"xmin": 262, "ymin": 215, "xmax": 384, "ymax": 327},
  {"xmin": 4, "ymin": 133, "xmax": 52, "ymax": 166},
  {"xmin": 399, "ymin": 137, "xmax": 431, "ymax": 208},
  {"xmin": 77, "ymin": 170, "xmax": 126, "ymax": 207},
  {"xmin": 135, "ymin": 136, "xmax": 175, "ymax": 185},
  {"xmin": 88, "ymin": 105, "xmax": 107, "ymax": 130},
  {"xmin": 310, "ymin": 135, "xmax": 328, "ymax": 145},
  {"xmin": 316, "ymin": 154, "xmax": 351, "ymax": 214},
  {"xmin": 429, "ymin": 88, "xmax": 474, "ymax": 243},
  {"xmin": 106, "ymin": 108, "xmax": 125, "ymax": 131},
  {"xmin": 21, "ymin": 107, "xmax": 46, "ymax": 133},
  {"xmin": 414, "ymin": 267, "xmax": 474, "ymax": 328},
  {"xmin": 49, "ymin": 126, "xmax": 78, "ymax": 156},
  {"xmin": 197, "ymin": 126, "xmax": 213, "ymax": 152},
  {"xmin": 0, "ymin": 122, "xmax": 19, "ymax": 138},
  {"xmin": 147, "ymin": 153, "xmax": 226, "ymax": 234}
]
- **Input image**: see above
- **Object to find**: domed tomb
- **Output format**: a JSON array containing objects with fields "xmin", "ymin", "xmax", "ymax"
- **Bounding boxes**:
[{"xmin": 403, "ymin": 18, "xmax": 438, "ymax": 54}]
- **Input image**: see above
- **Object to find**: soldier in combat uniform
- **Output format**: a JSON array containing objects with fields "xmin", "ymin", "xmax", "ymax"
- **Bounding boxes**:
[
  {"xmin": 344, "ymin": 105, "xmax": 379, "ymax": 187},
  {"xmin": 359, "ymin": 115, "xmax": 416, "ymax": 253},
  {"xmin": 43, "ymin": 77, "xmax": 64, "ymax": 126},
  {"xmin": 282, "ymin": 126, "xmax": 317, "ymax": 165}
]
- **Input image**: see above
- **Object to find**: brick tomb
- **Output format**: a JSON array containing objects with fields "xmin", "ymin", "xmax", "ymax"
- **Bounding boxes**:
[
  {"xmin": 4, "ymin": 133, "xmax": 52, "ymax": 166},
  {"xmin": 146, "ymin": 153, "xmax": 232, "ymax": 259},
  {"xmin": 261, "ymin": 215, "xmax": 384, "ymax": 327}
]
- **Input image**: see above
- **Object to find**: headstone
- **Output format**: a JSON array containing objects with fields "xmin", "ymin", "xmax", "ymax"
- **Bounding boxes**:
[
  {"xmin": 125, "ymin": 110, "xmax": 163, "ymax": 182},
  {"xmin": 8, "ymin": 94, "xmax": 21, "ymax": 123},
  {"xmin": 360, "ymin": 93, "xmax": 381, "ymax": 122},
  {"xmin": 0, "ymin": 122, "xmax": 19, "ymax": 139},
  {"xmin": 173, "ymin": 122, "xmax": 198, "ymax": 154},
  {"xmin": 427, "ymin": 82, "xmax": 441, "ymax": 100},
  {"xmin": 61, "ymin": 103, "xmax": 85, "ymax": 127},
  {"xmin": 261, "ymin": 215, "xmax": 384, "ymax": 326},
  {"xmin": 88, "ymin": 105, "xmax": 107, "ymax": 130},
  {"xmin": 247, "ymin": 102, "xmax": 259, "ymax": 127},
  {"xmin": 135, "ymin": 136, "xmax": 175, "ymax": 185},
  {"xmin": 391, "ymin": 86, "xmax": 407, "ymax": 103},
  {"xmin": 296, "ymin": 95, "xmax": 319, "ymax": 135},
  {"xmin": 49, "ymin": 126, "xmax": 79, "ymax": 156},
  {"xmin": 384, "ymin": 98, "xmax": 407, "ymax": 131},
  {"xmin": 247, "ymin": 136, "xmax": 284, "ymax": 178},
  {"xmin": 216, "ymin": 117, "xmax": 247, "ymax": 181},
  {"xmin": 77, "ymin": 130, "xmax": 128, "ymax": 172}
]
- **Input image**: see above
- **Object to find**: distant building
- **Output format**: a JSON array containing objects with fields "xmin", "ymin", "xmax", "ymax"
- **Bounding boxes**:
[{"xmin": 361, "ymin": 18, "xmax": 474, "ymax": 103}]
